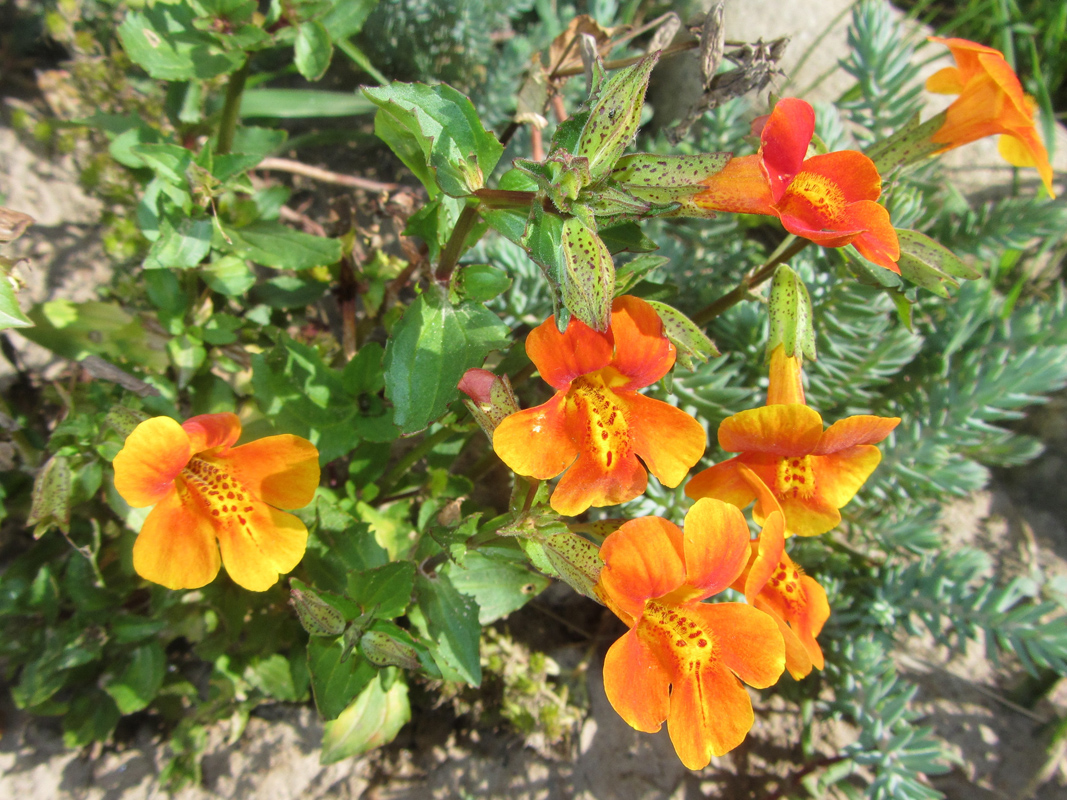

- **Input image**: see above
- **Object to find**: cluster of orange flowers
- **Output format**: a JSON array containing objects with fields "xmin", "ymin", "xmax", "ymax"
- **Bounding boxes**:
[{"xmin": 105, "ymin": 35, "xmax": 1053, "ymax": 771}]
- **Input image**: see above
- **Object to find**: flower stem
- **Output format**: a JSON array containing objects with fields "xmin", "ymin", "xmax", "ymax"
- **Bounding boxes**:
[
  {"xmin": 435, "ymin": 202, "xmax": 480, "ymax": 283},
  {"xmin": 691, "ymin": 236, "xmax": 810, "ymax": 327},
  {"xmin": 216, "ymin": 60, "xmax": 250, "ymax": 156},
  {"xmin": 377, "ymin": 425, "xmax": 457, "ymax": 499}
]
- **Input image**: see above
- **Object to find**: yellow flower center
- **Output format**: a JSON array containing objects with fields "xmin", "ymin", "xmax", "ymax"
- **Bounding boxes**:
[
  {"xmin": 180, "ymin": 455, "xmax": 256, "ymax": 526},
  {"xmin": 786, "ymin": 171, "xmax": 844, "ymax": 223},
  {"xmin": 569, "ymin": 376, "xmax": 631, "ymax": 470},
  {"xmin": 642, "ymin": 599, "xmax": 718, "ymax": 674},
  {"xmin": 776, "ymin": 455, "xmax": 815, "ymax": 499}
]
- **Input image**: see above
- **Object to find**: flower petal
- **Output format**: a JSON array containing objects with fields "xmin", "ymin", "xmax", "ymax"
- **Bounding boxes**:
[
  {"xmin": 696, "ymin": 602, "xmax": 785, "ymax": 689},
  {"xmin": 815, "ymin": 414, "xmax": 899, "ymax": 454},
  {"xmin": 760, "ymin": 98, "xmax": 816, "ymax": 202},
  {"xmin": 680, "ymin": 498, "xmax": 751, "ymax": 599},
  {"xmin": 999, "ymin": 132, "xmax": 1055, "ymax": 197},
  {"xmin": 493, "ymin": 395, "xmax": 579, "ymax": 480},
  {"xmin": 626, "ymin": 392, "xmax": 706, "ymax": 488},
  {"xmin": 224, "ymin": 435, "xmax": 321, "ymax": 509},
  {"xmin": 791, "ymin": 150, "xmax": 883, "ymax": 204},
  {"xmin": 526, "ymin": 314, "xmax": 614, "ymax": 391},
  {"xmin": 718, "ymin": 404, "xmax": 824, "ymax": 455},
  {"xmin": 795, "ymin": 575, "xmax": 830, "ymax": 671},
  {"xmin": 779, "ymin": 492, "xmax": 842, "ymax": 537},
  {"xmin": 925, "ymin": 65, "xmax": 964, "ymax": 95},
  {"xmin": 756, "ymin": 598, "xmax": 814, "ymax": 680},
  {"xmin": 606, "ymin": 295, "xmax": 676, "ymax": 390},
  {"xmin": 599, "ymin": 516, "xmax": 686, "ymax": 617},
  {"xmin": 840, "ymin": 201, "xmax": 901, "ymax": 272},
  {"xmin": 602, "ymin": 627, "xmax": 671, "ymax": 733},
  {"xmin": 113, "ymin": 416, "xmax": 191, "ymax": 508},
  {"xmin": 132, "ymin": 484, "xmax": 221, "ymax": 589},
  {"xmin": 666, "ymin": 657, "xmax": 754, "ymax": 767},
  {"xmin": 685, "ymin": 458, "xmax": 758, "ymax": 509},
  {"xmin": 693, "ymin": 154, "xmax": 776, "ymax": 216},
  {"xmin": 215, "ymin": 503, "xmax": 309, "ymax": 591},
  {"xmin": 813, "ymin": 445, "xmax": 883, "ymax": 508},
  {"xmin": 181, "ymin": 412, "xmax": 242, "ymax": 455},
  {"xmin": 766, "ymin": 344, "xmax": 805, "ymax": 406},
  {"xmin": 736, "ymin": 465, "xmax": 785, "ymax": 601},
  {"xmin": 550, "ymin": 447, "xmax": 648, "ymax": 516}
]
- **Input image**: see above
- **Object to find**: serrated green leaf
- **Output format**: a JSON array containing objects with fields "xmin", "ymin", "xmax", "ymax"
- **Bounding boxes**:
[
  {"xmin": 307, "ymin": 637, "xmax": 376, "ymax": 720},
  {"xmin": 560, "ymin": 216, "xmax": 614, "ymax": 332},
  {"xmin": 443, "ymin": 551, "xmax": 549, "ymax": 624},
  {"xmin": 129, "ymin": 143, "xmax": 193, "ymax": 185},
  {"xmin": 224, "ymin": 220, "xmax": 342, "ymax": 270},
  {"xmin": 363, "ymin": 83, "xmax": 503, "ymax": 197},
  {"xmin": 451, "ymin": 264, "xmax": 511, "ymax": 302},
  {"xmin": 245, "ymin": 654, "xmax": 300, "ymax": 702},
  {"xmin": 63, "ymin": 690, "xmax": 119, "ymax": 749},
  {"xmin": 295, "ymin": 20, "xmax": 333, "ymax": 81},
  {"xmin": 346, "ymin": 562, "xmax": 415, "ymax": 619},
  {"xmin": 575, "ymin": 53, "xmax": 658, "ymax": 182},
  {"xmin": 145, "ymin": 216, "xmax": 213, "ymax": 270},
  {"xmin": 415, "ymin": 572, "xmax": 481, "ymax": 686},
  {"xmin": 383, "ymin": 290, "xmax": 509, "ymax": 434},
  {"xmin": 118, "ymin": 5, "xmax": 245, "ymax": 81},
  {"xmin": 598, "ymin": 221, "xmax": 659, "ymax": 255},
  {"xmin": 104, "ymin": 641, "xmax": 165, "ymax": 714},
  {"xmin": 320, "ymin": 673, "xmax": 410, "ymax": 763}
]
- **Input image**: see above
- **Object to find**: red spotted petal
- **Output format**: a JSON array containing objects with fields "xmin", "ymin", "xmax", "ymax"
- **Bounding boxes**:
[
  {"xmin": 698, "ymin": 602, "xmax": 785, "ymax": 689},
  {"xmin": 550, "ymin": 446, "xmax": 648, "ymax": 515},
  {"xmin": 215, "ymin": 503, "xmax": 309, "ymax": 592},
  {"xmin": 811, "ymin": 445, "xmax": 883, "ymax": 509},
  {"xmin": 223, "ymin": 435, "xmax": 321, "ymax": 510},
  {"xmin": 132, "ymin": 484, "xmax": 221, "ymax": 589},
  {"xmin": 666, "ymin": 658, "xmax": 753, "ymax": 767}
]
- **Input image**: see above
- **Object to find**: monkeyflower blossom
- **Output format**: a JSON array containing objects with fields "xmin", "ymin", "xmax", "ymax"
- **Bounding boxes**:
[
  {"xmin": 686, "ymin": 345, "xmax": 899, "ymax": 536},
  {"xmin": 730, "ymin": 465, "xmax": 831, "ymax": 679},
  {"xmin": 113, "ymin": 412, "xmax": 319, "ymax": 591},
  {"xmin": 597, "ymin": 498, "xmax": 786, "ymax": 769},
  {"xmin": 926, "ymin": 37, "xmax": 1055, "ymax": 197},
  {"xmin": 493, "ymin": 295, "xmax": 705, "ymax": 516},
  {"xmin": 693, "ymin": 97, "xmax": 900, "ymax": 271}
]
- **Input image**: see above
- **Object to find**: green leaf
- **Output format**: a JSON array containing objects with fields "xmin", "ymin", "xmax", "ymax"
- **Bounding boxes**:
[
  {"xmin": 104, "ymin": 641, "xmax": 166, "ymax": 714},
  {"xmin": 63, "ymin": 690, "xmax": 119, "ymax": 748},
  {"xmin": 118, "ymin": 4, "xmax": 245, "ymax": 81},
  {"xmin": 224, "ymin": 220, "xmax": 342, "ymax": 270},
  {"xmin": 598, "ymin": 221, "xmax": 659, "ymax": 255},
  {"xmin": 443, "ymin": 551, "xmax": 549, "ymax": 625},
  {"xmin": 307, "ymin": 638, "xmax": 376, "ymax": 720},
  {"xmin": 321, "ymin": 0, "xmax": 378, "ymax": 39},
  {"xmin": 0, "ymin": 272, "xmax": 33, "ymax": 330},
  {"xmin": 364, "ymin": 83, "xmax": 503, "ymax": 198},
  {"xmin": 245, "ymin": 654, "xmax": 300, "ymax": 702},
  {"xmin": 767, "ymin": 265, "xmax": 816, "ymax": 361},
  {"xmin": 230, "ymin": 126, "xmax": 288, "ymax": 160},
  {"xmin": 320, "ymin": 673, "xmax": 410, "ymax": 764},
  {"xmin": 383, "ymin": 290, "xmax": 509, "ymax": 434},
  {"xmin": 451, "ymin": 264, "xmax": 511, "ymax": 302},
  {"xmin": 129, "ymin": 142, "xmax": 193, "ymax": 185},
  {"xmin": 575, "ymin": 53, "xmax": 658, "ymax": 182},
  {"xmin": 646, "ymin": 300, "xmax": 719, "ymax": 369},
  {"xmin": 415, "ymin": 572, "xmax": 481, "ymax": 686},
  {"xmin": 27, "ymin": 455, "xmax": 72, "ymax": 537},
  {"xmin": 239, "ymin": 89, "xmax": 376, "ymax": 119},
  {"xmin": 145, "ymin": 216, "xmax": 213, "ymax": 270},
  {"xmin": 560, "ymin": 216, "xmax": 614, "ymax": 332},
  {"xmin": 346, "ymin": 562, "xmax": 415, "ymax": 619},
  {"xmin": 295, "ymin": 21, "xmax": 334, "ymax": 81}
]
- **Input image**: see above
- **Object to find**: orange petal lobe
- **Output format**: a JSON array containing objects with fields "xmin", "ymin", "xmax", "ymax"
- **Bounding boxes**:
[
  {"xmin": 667, "ymin": 659, "xmax": 754, "ymax": 767},
  {"xmin": 626, "ymin": 393, "xmax": 706, "ymax": 488},
  {"xmin": 718, "ymin": 404, "xmax": 824, "ymax": 455},
  {"xmin": 132, "ymin": 484, "xmax": 221, "ymax": 589},
  {"xmin": 815, "ymin": 414, "xmax": 899, "ymax": 454},
  {"xmin": 181, "ymin": 412, "xmax": 241, "ymax": 455},
  {"xmin": 602, "ymin": 627, "xmax": 671, "ymax": 733},
  {"xmin": 225, "ymin": 435, "xmax": 321, "ymax": 509},
  {"xmin": 760, "ymin": 98, "xmax": 815, "ymax": 201},
  {"xmin": 685, "ymin": 458, "xmax": 758, "ymax": 509},
  {"xmin": 813, "ymin": 445, "xmax": 883, "ymax": 508},
  {"xmin": 736, "ymin": 465, "xmax": 786, "ymax": 601},
  {"xmin": 697, "ymin": 602, "xmax": 785, "ymax": 689},
  {"xmin": 779, "ymin": 492, "xmax": 842, "ymax": 537},
  {"xmin": 550, "ymin": 447, "xmax": 648, "ymax": 516},
  {"xmin": 607, "ymin": 296, "xmax": 676, "ymax": 390},
  {"xmin": 113, "ymin": 416, "xmax": 191, "ymax": 508},
  {"xmin": 925, "ymin": 65, "xmax": 964, "ymax": 94},
  {"xmin": 599, "ymin": 517, "xmax": 686, "ymax": 618},
  {"xmin": 681, "ymin": 499, "xmax": 751, "ymax": 599},
  {"xmin": 841, "ymin": 201, "xmax": 901, "ymax": 271},
  {"xmin": 493, "ymin": 396, "xmax": 578, "ymax": 480},
  {"xmin": 527, "ymin": 315, "xmax": 614, "ymax": 391},
  {"xmin": 215, "ymin": 504, "xmax": 309, "ymax": 592}
]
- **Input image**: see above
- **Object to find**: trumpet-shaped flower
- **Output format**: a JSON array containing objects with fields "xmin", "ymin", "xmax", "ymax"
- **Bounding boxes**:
[
  {"xmin": 730, "ymin": 465, "xmax": 830, "ymax": 679},
  {"xmin": 597, "ymin": 498, "xmax": 786, "ymax": 769},
  {"xmin": 113, "ymin": 413, "xmax": 320, "ymax": 591},
  {"xmin": 926, "ymin": 37, "xmax": 1055, "ymax": 197},
  {"xmin": 693, "ymin": 97, "xmax": 900, "ymax": 272},
  {"xmin": 493, "ymin": 295, "xmax": 705, "ymax": 516},
  {"xmin": 686, "ymin": 346, "xmax": 899, "ymax": 536}
]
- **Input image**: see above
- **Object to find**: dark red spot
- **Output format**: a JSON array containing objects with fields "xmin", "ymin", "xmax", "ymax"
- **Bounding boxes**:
[
  {"xmin": 238, "ymin": 516, "xmax": 247, "ymax": 525},
  {"xmin": 227, "ymin": 491, "xmax": 235, "ymax": 499},
  {"xmin": 785, "ymin": 585, "xmax": 794, "ymax": 592},
  {"xmin": 212, "ymin": 510, "xmax": 219, "ymax": 517},
  {"xmin": 606, "ymin": 452, "xmax": 613, "ymax": 467},
  {"xmin": 697, "ymin": 639, "xmax": 707, "ymax": 648},
  {"xmin": 675, "ymin": 640, "xmax": 685, "ymax": 647}
]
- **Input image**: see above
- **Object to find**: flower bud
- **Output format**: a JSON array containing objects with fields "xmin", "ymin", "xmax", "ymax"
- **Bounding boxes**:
[
  {"xmin": 458, "ymin": 368, "xmax": 520, "ymax": 443},
  {"xmin": 290, "ymin": 586, "xmax": 346, "ymax": 637},
  {"xmin": 360, "ymin": 630, "xmax": 421, "ymax": 671}
]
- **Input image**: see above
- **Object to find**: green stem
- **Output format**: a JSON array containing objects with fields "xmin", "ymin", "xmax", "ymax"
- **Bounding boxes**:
[
  {"xmin": 435, "ymin": 202, "xmax": 480, "ymax": 283},
  {"xmin": 691, "ymin": 236, "xmax": 810, "ymax": 326},
  {"xmin": 472, "ymin": 188, "xmax": 538, "ymax": 208},
  {"xmin": 217, "ymin": 60, "xmax": 250, "ymax": 156},
  {"xmin": 376, "ymin": 426, "xmax": 456, "ymax": 499}
]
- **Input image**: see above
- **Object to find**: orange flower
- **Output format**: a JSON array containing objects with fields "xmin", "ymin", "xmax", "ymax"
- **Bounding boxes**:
[
  {"xmin": 597, "ymin": 498, "xmax": 786, "ymax": 768},
  {"xmin": 493, "ymin": 295, "xmax": 705, "ymax": 516},
  {"xmin": 694, "ymin": 97, "xmax": 900, "ymax": 272},
  {"xmin": 113, "ymin": 413, "xmax": 320, "ymax": 591},
  {"xmin": 730, "ymin": 466, "xmax": 830, "ymax": 679},
  {"xmin": 926, "ymin": 37, "xmax": 1055, "ymax": 198},
  {"xmin": 686, "ymin": 346, "xmax": 899, "ymax": 536}
]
